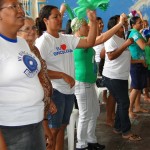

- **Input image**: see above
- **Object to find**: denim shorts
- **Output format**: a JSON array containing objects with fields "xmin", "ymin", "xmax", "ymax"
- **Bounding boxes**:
[
  {"xmin": 130, "ymin": 63, "xmax": 147, "ymax": 90},
  {"xmin": 0, "ymin": 122, "xmax": 46, "ymax": 150},
  {"xmin": 48, "ymin": 89, "xmax": 74, "ymax": 128}
]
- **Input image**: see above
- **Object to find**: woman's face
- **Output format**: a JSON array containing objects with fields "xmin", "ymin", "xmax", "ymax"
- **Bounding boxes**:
[
  {"xmin": 143, "ymin": 20, "xmax": 149, "ymax": 28},
  {"xmin": 0, "ymin": 0, "xmax": 25, "ymax": 30},
  {"xmin": 133, "ymin": 18, "xmax": 143, "ymax": 31},
  {"xmin": 45, "ymin": 8, "xmax": 62, "ymax": 32},
  {"xmin": 97, "ymin": 19, "xmax": 104, "ymax": 32},
  {"xmin": 78, "ymin": 21, "xmax": 89, "ymax": 37},
  {"xmin": 18, "ymin": 19, "xmax": 37, "ymax": 44}
]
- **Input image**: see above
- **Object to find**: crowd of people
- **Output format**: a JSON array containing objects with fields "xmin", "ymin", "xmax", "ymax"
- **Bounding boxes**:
[{"xmin": 0, "ymin": 0, "xmax": 150, "ymax": 150}]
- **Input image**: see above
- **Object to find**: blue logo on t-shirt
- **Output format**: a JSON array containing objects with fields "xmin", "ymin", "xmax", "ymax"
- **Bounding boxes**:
[
  {"xmin": 53, "ymin": 44, "xmax": 73, "ymax": 56},
  {"xmin": 23, "ymin": 55, "xmax": 38, "ymax": 72},
  {"xmin": 18, "ymin": 51, "xmax": 39, "ymax": 78}
]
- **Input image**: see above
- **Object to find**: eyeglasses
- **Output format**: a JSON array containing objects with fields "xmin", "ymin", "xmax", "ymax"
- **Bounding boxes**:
[
  {"xmin": 0, "ymin": 3, "xmax": 24, "ymax": 11},
  {"xmin": 19, "ymin": 26, "xmax": 38, "ymax": 33}
]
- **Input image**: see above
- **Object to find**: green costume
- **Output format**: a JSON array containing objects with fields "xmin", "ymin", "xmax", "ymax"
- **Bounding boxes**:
[
  {"xmin": 73, "ymin": 47, "xmax": 97, "ymax": 83},
  {"xmin": 145, "ymin": 45, "xmax": 150, "ymax": 70}
]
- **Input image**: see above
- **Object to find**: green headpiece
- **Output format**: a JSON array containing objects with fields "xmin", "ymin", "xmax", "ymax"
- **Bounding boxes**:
[{"xmin": 71, "ymin": 18, "xmax": 87, "ymax": 33}]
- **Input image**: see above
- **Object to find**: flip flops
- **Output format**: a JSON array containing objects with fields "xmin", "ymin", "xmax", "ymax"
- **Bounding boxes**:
[
  {"xmin": 122, "ymin": 134, "xmax": 142, "ymax": 141},
  {"xmin": 134, "ymin": 108, "xmax": 149, "ymax": 113},
  {"xmin": 113, "ymin": 129, "xmax": 122, "ymax": 134}
]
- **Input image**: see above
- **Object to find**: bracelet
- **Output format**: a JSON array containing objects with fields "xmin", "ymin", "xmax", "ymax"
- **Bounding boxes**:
[{"xmin": 43, "ymin": 118, "xmax": 48, "ymax": 121}]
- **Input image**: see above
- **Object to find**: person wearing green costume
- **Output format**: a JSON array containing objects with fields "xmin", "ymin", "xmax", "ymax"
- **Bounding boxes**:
[{"xmin": 70, "ymin": 13, "xmax": 128, "ymax": 150}]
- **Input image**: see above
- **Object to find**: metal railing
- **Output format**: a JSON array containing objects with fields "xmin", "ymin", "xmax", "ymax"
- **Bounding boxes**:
[
  {"xmin": 20, "ymin": 0, "xmax": 46, "ymax": 18},
  {"xmin": 20, "ymin": 0, "xmax": 32, "ymax": 16}
]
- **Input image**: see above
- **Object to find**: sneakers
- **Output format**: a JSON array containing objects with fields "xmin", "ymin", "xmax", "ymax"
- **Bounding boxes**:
[
  {"xmin": 76, "ymin": 143, "xmax": 105, "ymax": 150},
  {"xmin": 88, "ymin": 143, "xmax": 105, "ymax": 150}
]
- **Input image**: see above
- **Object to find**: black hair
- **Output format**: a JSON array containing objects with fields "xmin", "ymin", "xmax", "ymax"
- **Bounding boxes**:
[
  {"xmin": 65, "ymin": 19, "xmax": 72, "ymax": 34},
  {"xmin": 107, "ymin": 15, "xmax": 120, "ymax": 30},
  {"xmin": 129, "ymin": 16, "xmax": 140, "ymax": 28},
  {"xmin": 36, "ymin": 5, "xmax": 58, "ymax": 36},
  {"xmin": 96, "ymin": 17, "xmax": 102, "ymax": 21}
]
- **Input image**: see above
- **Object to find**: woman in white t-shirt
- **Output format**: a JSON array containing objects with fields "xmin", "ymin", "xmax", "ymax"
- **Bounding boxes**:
[
  {"xmin": 0, "ymin": 0, "xmax": 50, "ymax": 150},
  {"xmin": 102, "ymin": 15, "xmax": 141, "ymax": 141},
  {"xmin": 35, "ymin": 5, "xmax": 97, "ymax": 150},
  {"xmin": 35, "ymin": 4, "xmax": 127, "ymax": 150},
  {"xmin": 93, "ymin": 17, "xmax": 104, "ymax": 73}
]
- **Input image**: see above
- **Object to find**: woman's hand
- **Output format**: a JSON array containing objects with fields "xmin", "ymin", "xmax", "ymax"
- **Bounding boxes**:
[
  {"xmin": 49, "ymin": 100, "xmax": 57, "ymax": 115},
  {"xmin": 126, "ymin": 38, "xmax": 134, "ymax": 46},
  {"xmin": 62, "ymin": 73, "xmax": 75, "ymax": 88},
  {"xmin": 136, "ymin": 10, "xmax": 143, "ymax": 19},
  {"xmin": 87, "ymin": 9, "xmax": 96, "ymax": 23},
  {"xmin": 60, "ymin": 3, "xmax": 67, "ymax": 18},
  {"xmin": 42, "ymin": 120, "xmax": 53, "ymax": 150},
  {"xmin": 142, "ymin": 60, "xmax": 147, "ymax": 68},
  {"xmin": 119, "ymin": 13, "xmax": 127, "ymax": 25}
]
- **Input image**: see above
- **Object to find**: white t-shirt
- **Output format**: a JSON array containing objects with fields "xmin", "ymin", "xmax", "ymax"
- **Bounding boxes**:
[
  {"xmin": 35, "ymin": 32, "xmax": 80, "ymax": 94},
  {"xmin": 93, "ymin": 43, "xmax": 104, "ymax": 62},
  {"xmin": 0, "ymin": 36, "xmax": 44, "ymax": 126},
  {"xmin": 102, "ymin": 35, "xmax": 131, "ymax": 80}
]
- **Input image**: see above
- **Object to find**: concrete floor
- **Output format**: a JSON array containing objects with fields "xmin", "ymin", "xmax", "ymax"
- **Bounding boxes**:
[{"xmin": 64, "ymin": 96, "xmax": 150, "ymax": 150}]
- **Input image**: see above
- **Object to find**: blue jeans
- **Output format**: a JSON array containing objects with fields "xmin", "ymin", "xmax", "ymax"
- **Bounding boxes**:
[
  {"xmin": 0, "ymin": 122, "xmax": 46, "ymax": 150},
  {"xmin": 103, "ymin": 76, "xmax": 131, "ymax": 134},
  {"xmin": 48, "ymin": 89, "xmax": 74, "ymax": 128}
]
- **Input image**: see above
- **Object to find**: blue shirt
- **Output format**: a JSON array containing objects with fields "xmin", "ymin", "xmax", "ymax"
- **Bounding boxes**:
[{"xmin": 128, "ymin": 28, "xmax": 145, "ymax": 60}]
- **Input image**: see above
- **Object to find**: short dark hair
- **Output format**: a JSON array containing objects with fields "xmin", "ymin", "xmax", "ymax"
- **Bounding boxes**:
[
  {"xmin": 107, "ymin": 15, "xmax": 120, "ymax": 30},
  {"xmin": 96, "ymin": 17, "xmax": 102, "ymax": 21}
]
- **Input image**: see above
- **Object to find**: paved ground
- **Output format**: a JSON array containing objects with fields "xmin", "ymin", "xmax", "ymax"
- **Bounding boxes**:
[{"xmin": 64, "ymin": 96, "xmax": 150, "ymax": 150}]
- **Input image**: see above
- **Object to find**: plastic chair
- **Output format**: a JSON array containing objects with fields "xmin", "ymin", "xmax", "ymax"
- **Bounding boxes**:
[{"xmin": 67, "ymin": 108, "xmax": 79, "ymax": 150}]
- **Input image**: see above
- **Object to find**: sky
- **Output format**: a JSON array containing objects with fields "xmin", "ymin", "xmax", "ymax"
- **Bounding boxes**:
[{"xmin": 46, "ymin": 0, "xmax": 150, "ymax": 31}]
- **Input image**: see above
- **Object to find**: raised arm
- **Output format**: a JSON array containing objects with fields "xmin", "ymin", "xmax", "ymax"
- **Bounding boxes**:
[
  {"xmin": 59, "ymin": 3, "xmax": 66, "ymax": 19},
  {"xmin": 95, "ymin": 13, "xmax": 127, "ymax": 45},
  {"xmin": 77, "ymin": 10, "xmax": 97, "ymax": 48},
  {"xmin": 135, "ymin": 38, "xmax": 149, "ymax": 50},
  {"xmin": 107, "ymin": 38, "xmax": 133, "ymax": 60},
  {"xmin": 136, "ymin": 10, "xmax": 143, "ymax": 21}
]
